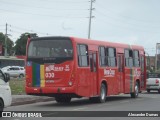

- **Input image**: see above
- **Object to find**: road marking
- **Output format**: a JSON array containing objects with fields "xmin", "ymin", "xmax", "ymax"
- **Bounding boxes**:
[{"xmin": 73, "ymin": 107, "xmax": 88, "ymax": 111}]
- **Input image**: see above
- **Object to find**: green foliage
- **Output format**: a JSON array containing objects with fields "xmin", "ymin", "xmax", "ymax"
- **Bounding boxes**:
[
  {"xmin": 14, "ymin": 33, "xmax": 38, "ymax": 55},
  {"xmin": 0, "ymin": 32, "xmax": 14, "ymax": 55},
  {"xmin": 9, "ymin": 79, "xmax": 25, "ymax": 95}
]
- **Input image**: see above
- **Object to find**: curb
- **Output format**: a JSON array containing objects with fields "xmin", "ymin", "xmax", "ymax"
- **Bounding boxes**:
[{"xmin": 11, "ymin": 97, "xmax": 54, "ymax": 106}]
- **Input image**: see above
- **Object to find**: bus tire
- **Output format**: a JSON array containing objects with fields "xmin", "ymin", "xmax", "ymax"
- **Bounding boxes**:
[
  {"xmin": 0, "ymin": 99, "xmax": 4, "ymax": 112},
  {"xmin": 55, "ymin": 96, "xmax": 71, "ymax": 103},
  {"xmin": 97, "ymin": 83, "xmax": 106, "ymax": 103},
  {"xmin": 131, "ymin": 82, "xmax": 139, "ymax": 98}
]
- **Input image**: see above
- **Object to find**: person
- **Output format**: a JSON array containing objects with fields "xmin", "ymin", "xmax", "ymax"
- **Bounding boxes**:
[
  {"xmin": 51, "ymin": 49, "xmax": 59, "ymax": 57},
  {"xmin": 59, "ymin": 48, "xmax": 67, "ymax": 57}
]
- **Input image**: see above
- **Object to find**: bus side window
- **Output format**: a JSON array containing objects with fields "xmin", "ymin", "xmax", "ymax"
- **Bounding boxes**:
[
  {"xmin": 77, "ymin": 44, "xmax": 89, "ymax": 67},
  {"xmin": 133, "ymin": 50, "xmax": 140, "ymax": 67},
  {"xmin": 108, "ymin": 47, "xmax": 116, "ymax": 67},
  {"xmin": 99, "ymin": 46, "xmax": 107, "ymax": 66},
  {"xmin": 125, "ymin": 49, "xmax": 133, "ymax": 68}
]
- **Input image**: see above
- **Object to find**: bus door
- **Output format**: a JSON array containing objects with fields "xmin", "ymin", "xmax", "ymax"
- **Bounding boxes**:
[
  {"xmin": 89, "ymin": 51, "xmax": 98, "ymax": 96},
  {"xmin": 117, "ymin": 54, "xmax": 124, "ymax": 93},
  {"xmin": 140, "ymin": 55, "xmax": 146, "ymax": 90}
]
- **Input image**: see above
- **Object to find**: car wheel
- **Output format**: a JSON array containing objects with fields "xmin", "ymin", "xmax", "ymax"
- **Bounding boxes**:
[
  {"xmin": 4, "ymin": 73, "xmax": 10, "ymax": 82},
  {"xmin": 19, "ymin": 74, "xmax": 24, "ymax": 79},
  {"xmin": 158, "ymin": 89, "xmax": 160, "ymax": 94},
  {"xmin": 0, "ymin": 99, "xmax": 4, "ymax": 112},
  {"xmin": 147, "ymin": 89, "xmax": 150, "ymax": 93}
]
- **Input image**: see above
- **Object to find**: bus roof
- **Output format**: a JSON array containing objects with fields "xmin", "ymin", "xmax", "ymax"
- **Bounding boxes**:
[
  {"xmin": 30, "ymin": 36, "xmax": 144, "ymax": 51},
  {"xmin": 70, "ymin": 36, "xmax": 144, "ymax": 51}
]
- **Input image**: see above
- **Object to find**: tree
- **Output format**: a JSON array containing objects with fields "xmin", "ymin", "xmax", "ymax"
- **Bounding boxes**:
[
  {"xmin": 0, "ymin": 32, "xmax": 14, "ymax": 55},
  {"xmin": 14, "ymin": 33, "xmax": 38, "ymax": 55}
]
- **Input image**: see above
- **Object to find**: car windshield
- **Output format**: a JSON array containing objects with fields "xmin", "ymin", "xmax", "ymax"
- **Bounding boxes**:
[
  {"xmin": 1, "ymin": 66, "xmax": 10, "ymax": 70},
  {"xmin": 148, "ymin": 73, "xmax": 160, "ymax": 78},
  {"xmin": 0, "ymin": 71, "xmax": 4, "ymax": 80}
]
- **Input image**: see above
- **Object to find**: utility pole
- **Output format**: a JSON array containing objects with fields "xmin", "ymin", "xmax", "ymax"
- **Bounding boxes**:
[
  {"xmin": 88, "ymin": 0, "xmax": 95, "ymax": 39},
  {"xmin": 5, "ymin": 23, "xmax": 8, "ymax": 57}
]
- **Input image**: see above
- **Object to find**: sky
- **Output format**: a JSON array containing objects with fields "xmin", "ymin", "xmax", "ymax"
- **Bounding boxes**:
[{"xmin": 0, "ymin": 0, "xmax": 160, "ymax": 56}]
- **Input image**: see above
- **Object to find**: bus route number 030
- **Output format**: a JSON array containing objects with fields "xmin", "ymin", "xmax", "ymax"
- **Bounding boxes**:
[{"xmin": 45, "ymin": 73, "xmax": 55, "ymax": 78}]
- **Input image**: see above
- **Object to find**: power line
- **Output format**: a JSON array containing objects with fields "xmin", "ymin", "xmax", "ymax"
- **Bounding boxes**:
[
  {"xmin": 9, "ymin": 25, "xmax": 34, "ymax": 32},
  {"xmin": 95, "ymin": 12, "xmax": 160, "ymax": 34},
  {"xmin": 96, "ymin": 9, "xmax": 160, "ymax": 29},
  {"xmin": 29, "ymin": 0, "xmax": 88, "ymax": 3},
  {"xmin": 9, "ymin": 25, "xmax": 54, "ymax": 36},
  {"xmin": 0, "ymin": 0, "xmax": 88, "ymax": 11},
  {"xmin": 96, "ymin": 1, "xmax": 160, "ymax": 24},
  {"xmin": 0, "ymin": 8, "xmax": 88, "ymax": 18},
  {"xmin": 0, "ymin": 0, "xmax": 88, "ymax": 4}
]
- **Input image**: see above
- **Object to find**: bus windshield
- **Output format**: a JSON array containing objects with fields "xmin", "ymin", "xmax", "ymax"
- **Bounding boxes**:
[{"xmin": 27, "ymin": 39, "xmax": 73, "ymax": 64}]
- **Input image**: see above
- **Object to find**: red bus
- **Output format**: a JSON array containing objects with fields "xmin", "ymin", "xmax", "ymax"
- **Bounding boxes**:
[{"xmin": 25, "ymin": 36, "xmax": 146, "ymax": 103}]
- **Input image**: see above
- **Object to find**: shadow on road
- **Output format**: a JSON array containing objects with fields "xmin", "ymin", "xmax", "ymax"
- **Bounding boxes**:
[{"xmin": 38, "ymin": 95, "xmax": 132, "ymax": 108}]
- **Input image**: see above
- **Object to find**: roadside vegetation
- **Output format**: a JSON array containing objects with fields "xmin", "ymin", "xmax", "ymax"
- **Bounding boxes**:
[{"xmin": 9, "ymin": 78, "xmax": 25, "ymax": 95}]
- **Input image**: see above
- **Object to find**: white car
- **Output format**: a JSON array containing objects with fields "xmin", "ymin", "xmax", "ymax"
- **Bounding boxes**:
[
  {"xmin": 146, "ymin": 73, "xmax": 160, "ymax": 93},
  {"xmin": 0, "ymin": 70, "xmax": 12, "ymax": 111},
  {"xmin": 1, "ymin": 66, "xmax": 25, "ymax": 78}
]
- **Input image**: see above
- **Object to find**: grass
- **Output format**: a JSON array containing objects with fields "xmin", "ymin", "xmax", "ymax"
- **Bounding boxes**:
[{"xmin": 9, "ymin": 78, "xmax": 26, "ymax": 95}]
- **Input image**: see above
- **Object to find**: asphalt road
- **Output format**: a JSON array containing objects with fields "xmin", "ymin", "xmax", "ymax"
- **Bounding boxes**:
[{"xmin": 2, "ymin": 91, "xmax": 160, "ymax": 120}]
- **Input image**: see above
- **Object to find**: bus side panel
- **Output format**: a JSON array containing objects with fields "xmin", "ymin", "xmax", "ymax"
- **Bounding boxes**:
[
  {"xmin": 76, "ymin": 68, "xmax": 91, "ymax": 97},
  {"xmin": 124, "ymin": 67, "xmax": 142, "ymax": 94},
  {"xmin": 106, "ymin": 68, "xmax": 119, "ymax": 95},
  {"xmin": 124, "ymin": 67, "xmax": 132, "ymax": 93},
  {"xmin": 25, "ymin": 62, "xmax": 33, "ymax": 91},
  {"xmin": 98, "ymin": 68, "xmax": 119, "ymax": 96},
  {"xmin": 113, "ymin": 69, "xmax": 120, "ymax": 95}
]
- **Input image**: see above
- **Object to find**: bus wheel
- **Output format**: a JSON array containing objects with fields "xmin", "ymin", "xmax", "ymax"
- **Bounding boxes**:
[
  {"xmin": 97, "ymin": 83, "xmax": 106, "ymax": 103},
  {"xmin": 131, "ymin": 82, "xmax": 139, "ymax": 98},
  {"xmin": 0, "ymin": 99, "xmax": 4, "ymax": 112},
  {"xmin": 55, "ymin": 96, "xmax": 71, "ymax": 103}
]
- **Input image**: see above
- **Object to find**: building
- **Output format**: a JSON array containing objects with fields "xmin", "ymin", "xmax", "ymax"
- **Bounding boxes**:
[
  {"xmin": 149, "ymin": 56, "xmax": 155, "ymax": 69},
  {"xmin": 0, "ymin": 56, "xmax": 25, "ymax": 68}
]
